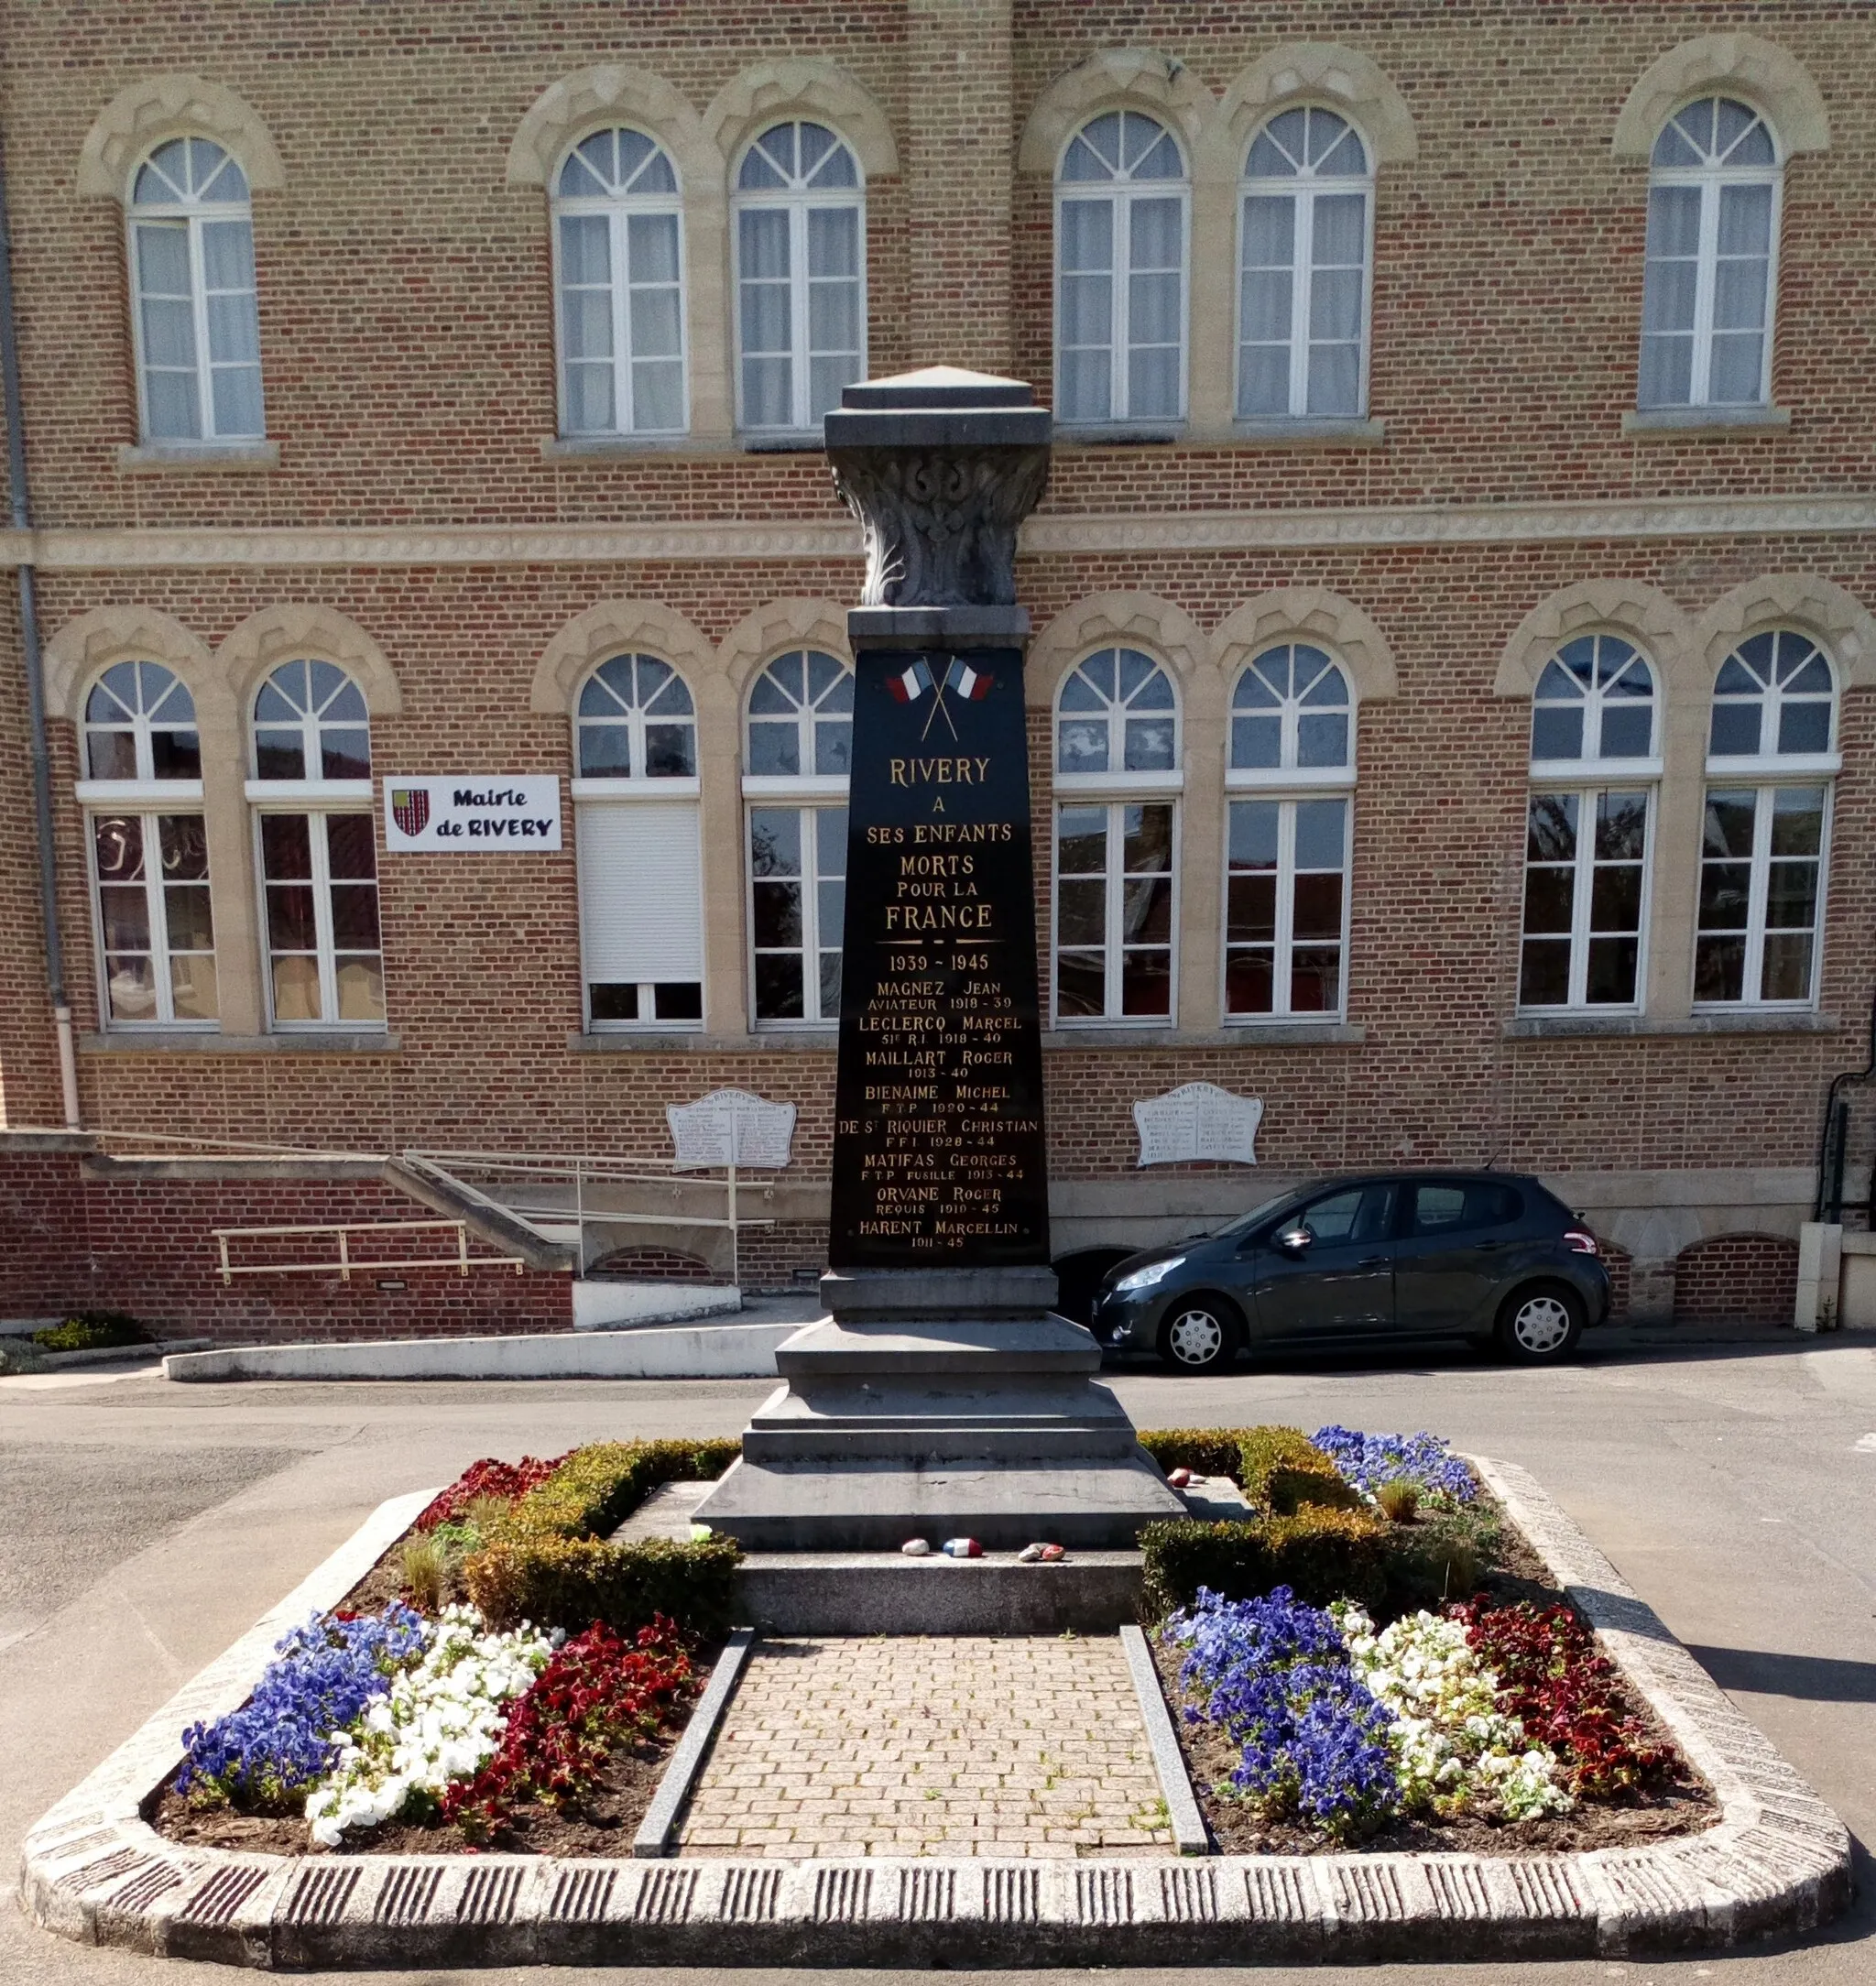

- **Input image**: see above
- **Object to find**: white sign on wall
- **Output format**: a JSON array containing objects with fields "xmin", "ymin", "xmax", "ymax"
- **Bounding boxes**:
[
  {"xmin": 384, "ymin": 776, "xmax": 562, "ymax": 851},
  {"xmin": 1133, "ymin": 1082, "xmax": 1263, "ymax": 1167},
  {"xmin": 668, "ymin": 1088, "xmax": 797, "ymax": 1170}
]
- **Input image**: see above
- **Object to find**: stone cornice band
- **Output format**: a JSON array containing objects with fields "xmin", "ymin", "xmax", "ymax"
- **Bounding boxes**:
[{"xmin": 6, "ymin": 496, "xmax": 1876, "ymax": 572}]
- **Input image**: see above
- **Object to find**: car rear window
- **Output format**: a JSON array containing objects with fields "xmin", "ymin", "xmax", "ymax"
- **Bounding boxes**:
[{"xmin": 1407, "ymin": 1180, "xmax": 1523, "ymax": 1237}]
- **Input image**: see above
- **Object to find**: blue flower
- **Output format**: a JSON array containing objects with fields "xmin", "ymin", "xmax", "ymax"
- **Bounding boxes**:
[
  {"xmin": 178, "ymin": 1603, "xmax": 431, "ymax": 1806},
  {"xmin": 1162, "ymin": 1586, "xmax": 1398, "ymax": 1837},
  {"xmin": 1312, "ymin": 1425, "xmax": 1477, "ymax": 1502}
]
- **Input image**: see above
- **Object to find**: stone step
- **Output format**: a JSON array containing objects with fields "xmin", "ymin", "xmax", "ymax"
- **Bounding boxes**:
[{"xmin": 775, "ymin": 1315, "xmax": 1100, "ymax": 1377}]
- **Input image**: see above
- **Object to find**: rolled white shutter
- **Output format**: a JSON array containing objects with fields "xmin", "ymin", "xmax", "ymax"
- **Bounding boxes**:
[{"xmin": 576, "ymin": 800, "xmax": 703, "ymax": 982}]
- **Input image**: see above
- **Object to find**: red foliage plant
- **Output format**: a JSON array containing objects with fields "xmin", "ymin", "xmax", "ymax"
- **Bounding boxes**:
[
  {"xmin": 414, "ymin": 1453, "xmax": 572, "ymax": 1532},
  {"xmin": 442, "ymin": 1617, "xmax": 693, "ymax": 1840},
  {"xmin": 1452, "ymin": 1599, "xmax": 1678, "ymax": 1797}
]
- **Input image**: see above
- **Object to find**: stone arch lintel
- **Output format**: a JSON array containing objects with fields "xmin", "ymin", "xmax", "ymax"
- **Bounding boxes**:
[
  {"xmin": 1693, "ymin": 574, "xmax": 1876, "ymax": 691},
  {"xmin": 1208, "ymin": 589, "xmax": 1400, "ymax": 703},
  {"xmin": 1025, "ymin": 592, "xmax": 1209, "ymax": 711},
  {"xmin": 505, "ymin": 64, "xmax": 719, "ymax": 192},
  {"xmin": 1612, "ymin": 34, "xmax": 1830, "ymax": 159},
  {"xmin": 77, "ymin": 74, "xmax": 287, "ymax": 200},
  {"xmin": 1495, "ymin": 581, "xmax": 1697, "ymax": 698},
  {"xmin": 531, "ymin": 600, "xmax": 719, "ymax": 715},
  {"xmin": 1203, "ymin": 43, "xmax": 1418, "ymax": 178},
  {"xmin": 715, "ymin": 599, "xmax": 853, "ymax": 705},
  {"xmin": 703, "ymin": 60, "xmax": 900, "ymax": 183},
  {"xmin": 1017, "ymin": 50, "xmax": 1216, "ymax": 177},
  {"xmin": 214, "ymin": 606, "xmax": 402, "ymax": 718},
  {"xmin": 41, "ymin": 606, "xmax": 216, "ymax": 722}
]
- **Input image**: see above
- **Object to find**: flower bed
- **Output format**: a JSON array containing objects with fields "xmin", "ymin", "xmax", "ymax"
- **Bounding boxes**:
[
  {"xmin": 1144, "ymin": 1424, "xmax": 1717, "ymax": 1857},
  {"xmin": 152, "ymin": 1444, "xmax": 723, "ymax": 1859}
]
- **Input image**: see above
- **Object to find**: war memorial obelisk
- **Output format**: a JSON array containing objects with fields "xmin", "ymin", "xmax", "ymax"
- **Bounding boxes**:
[{"xmin": 694, "ymin": 368, "xmax": 1183, "ymax": 1549}]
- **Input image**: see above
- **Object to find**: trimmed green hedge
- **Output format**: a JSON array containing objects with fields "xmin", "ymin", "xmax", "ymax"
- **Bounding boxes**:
[
  {"xmin": 1135, "ymin": 1423, "xmax": 1495, "ymax": 1620},
  {"xmin": 1138, "ymin": 1424, "xmax": 1362, "ymax": 1516},
  {"xmin": 466, "ymin": 1437, "xmax": 743, "ymax": 1634},
  {"xmin": 1140, "ymin": 1505, "xmax": 1391, "ymax": 1617}
]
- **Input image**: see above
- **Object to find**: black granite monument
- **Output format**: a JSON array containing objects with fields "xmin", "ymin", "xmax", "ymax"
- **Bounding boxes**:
[{"xmin": 693, "ymin": 368, "xmax": 1185, "ymax": 1550}]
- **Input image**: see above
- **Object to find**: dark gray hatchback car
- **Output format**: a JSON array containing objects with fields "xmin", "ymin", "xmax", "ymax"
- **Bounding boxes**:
[{"xmin": 1088, "ymin": 1172, "xmax": 1610, "ymax": 1373}]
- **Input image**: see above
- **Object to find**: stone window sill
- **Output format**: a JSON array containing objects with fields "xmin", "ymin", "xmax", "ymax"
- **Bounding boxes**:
[
  {"xmin": 116, "ymin": 441, "xmax": 280, "ymax": 474},
  {"xmin": 1042, "ymin": 1023, "xmax": 1367, "ymax": 1049},
  {"xmin": 1221, "ymin": 417, "xmax": 1387, "ymax": 449},
  {"xmin": 540, "ymin": 434, "xmax": 731, "ymax": 462},
  {"xmin": 1054, "ymin": 423, "xmax": 1183, "ymax": 448},
  {"xmin": 568, "ymin": 1030, "xmax": 835, "ymax": 1053},
  {"xmin": 80, "ymin": 1030, "xmax": 399, "ymax": 1054},
  {"xmin": 1622, "ymin": 406, "xmax": 1791, "ymax": 439},
  {"xmin": 738, "ymin": 432, "xmax": 824, "ymax": 453},
  {"xmin": 1506, "ymin": 1010, "xmax": 1834, "ymax": 1040}
]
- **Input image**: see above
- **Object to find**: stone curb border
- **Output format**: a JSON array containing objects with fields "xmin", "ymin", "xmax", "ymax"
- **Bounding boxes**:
[
  {"xmin": 632, "ymin": 1628, "xmax": 757, "ymax": 1859},
  {"xmin": 1118, "ymin": 1623, "xmax": 1209, "ymax": 1858},
  {"xmin": 16, "ymin": 1457, "xmax": 1851, "ymax": 1966}
]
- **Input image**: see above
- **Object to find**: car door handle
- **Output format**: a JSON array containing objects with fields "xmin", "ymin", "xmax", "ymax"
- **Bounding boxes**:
[{"xmin": 1358, "ymin": 1255, "xmax": 1390, "ymax": 1267}]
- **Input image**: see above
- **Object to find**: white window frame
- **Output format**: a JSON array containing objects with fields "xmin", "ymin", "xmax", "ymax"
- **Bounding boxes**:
[
  {"xmin": 125, "ymin": 136, "xmax": 265, "ymax": 444},
  {"xmin": 1053, "ymin": 113, "xmax": 1190, "ymax": 430},
  {"xmin": 1640, "ymin": 97, "xmax": 1783, "ymax": 410},
  {"xmin": 1528, "ymin": 634, "xmax": 1663, "ymax": 782},
  {"xmin": 85, "ymin": 809, "xmax": 218, "ymax": 1031},
  {"xmin": 1051, "ymin": 649, "xmax": 1183, "ymax": 1026},
  {"xmin": 1236, "ymin": 108, "xmax": 1375, "ymax": 421},
  {"xmin": 253, "ymin": 804, "xmax": 385, "ymax": 1033},
  {"xmin": 1517, "ymin": 784, "xmax": 1655, "ymax": 1012},
  {"xmin": 731, "ymin": 123, "xmax": 867, "ymax": 437},
  {"xmin": 741, "ymin": 651, "xmax": 852, "ymax": 1031},
  {"xmin": 551, "ymin": 126, "xmax": 689, "ymax": 438},
  {"xmin": 1220, "ymin": 646, "xmax": 1357, "ymax": 1023},
  {"xmin": 573, "ymin": 653, "xmax": 699, "ymax": 789},
  {"xmin": 1693, "ymin": 782, "xmax": 1830, "ymax": 1012}
]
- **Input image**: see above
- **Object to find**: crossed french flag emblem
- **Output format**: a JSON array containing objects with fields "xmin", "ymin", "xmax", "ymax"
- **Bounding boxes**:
[{"xmin": 885, "ymin": 657, "xmax": 994, "ymax": 704}]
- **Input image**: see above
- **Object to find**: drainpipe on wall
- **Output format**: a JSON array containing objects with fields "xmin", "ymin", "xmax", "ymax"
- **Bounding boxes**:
[{"xmin": 0, "ymin": 125, "xmax": 80, "ymax": 1129}]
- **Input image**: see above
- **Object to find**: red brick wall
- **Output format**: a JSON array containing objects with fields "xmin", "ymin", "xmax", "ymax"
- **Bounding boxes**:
[
  {"xmin": 589, "ymin": 1246, "xmax": 716, "ymax": 1283},
  {"xmin": 1672, "ymin": 1233, "xmax": 1800, "ymax": 1325},
  {"xmin": 0, "ymin": 1152, "xmax": 571, "ymax": 1342},
  {"xmin": 1598, "ymin": 1238, "xmax": 1633, "ymax": 1323}
]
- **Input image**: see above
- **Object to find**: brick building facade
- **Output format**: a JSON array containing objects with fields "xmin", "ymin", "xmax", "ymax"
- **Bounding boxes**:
[{"xmin": 3, "ymin": 2, "xmax": 1871, "ymax": 1338}]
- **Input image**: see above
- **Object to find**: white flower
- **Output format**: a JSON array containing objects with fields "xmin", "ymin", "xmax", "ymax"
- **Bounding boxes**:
[{"xmin": 304, "ymin": 1605, "xmax": 553, "ymax": 1847}]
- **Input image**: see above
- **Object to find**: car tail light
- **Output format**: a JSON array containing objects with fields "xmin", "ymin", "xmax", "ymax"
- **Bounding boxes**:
[{"xmin": 1563, "ymin": 1228, "xmax": 1599, "ymax": 1256}]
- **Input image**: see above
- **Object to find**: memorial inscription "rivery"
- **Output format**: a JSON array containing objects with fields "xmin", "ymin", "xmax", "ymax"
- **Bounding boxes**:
[{"xmin": 828, "ymin": 650, "xmax": 1050, "ymax": 1269}]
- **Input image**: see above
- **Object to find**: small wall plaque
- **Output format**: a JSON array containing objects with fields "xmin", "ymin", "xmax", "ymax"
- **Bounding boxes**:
[
  {"xmin": 1132, "ymin": 1082, "xmax": 1263, "ymax": 1167},
  {"xmin": 667, "ymin": 1089, "xmax": 797, "ymax": 1170}
]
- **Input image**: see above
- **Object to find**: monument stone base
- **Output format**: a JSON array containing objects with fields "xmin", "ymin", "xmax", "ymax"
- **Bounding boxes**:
[{"xmin": 692, "ymin": 1269, "xmax": 1186, "ymax": 1552}]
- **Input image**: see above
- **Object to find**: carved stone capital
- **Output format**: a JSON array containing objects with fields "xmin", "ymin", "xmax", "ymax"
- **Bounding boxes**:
[{"xmin": 823, "ymin": 368, "xmax": 1053, "ymax": 608}]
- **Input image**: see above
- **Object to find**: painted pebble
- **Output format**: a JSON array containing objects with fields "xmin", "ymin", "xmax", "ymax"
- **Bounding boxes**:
[
  {"xmin": 901, "ymin": 1537, "xmax": 933, "ymax": 1556},
  {"xmin": 942, "ymin": 1537, "xmax": 983, "ymax": 1558},
  {"xmin": 1167, "ymin": 1468, "xmax": 1193, "ymax": 1488}
]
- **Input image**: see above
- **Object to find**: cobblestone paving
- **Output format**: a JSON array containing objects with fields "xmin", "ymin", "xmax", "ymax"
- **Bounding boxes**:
[{"xmin": 676, "ymin": 1634, "xmax": 1176, "ymax": 1859}]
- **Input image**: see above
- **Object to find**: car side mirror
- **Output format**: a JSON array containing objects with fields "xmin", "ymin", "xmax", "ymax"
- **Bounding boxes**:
[{"xmin": 1276, "ymin": 1226, "xmax": 1312, "ymax": 1255}]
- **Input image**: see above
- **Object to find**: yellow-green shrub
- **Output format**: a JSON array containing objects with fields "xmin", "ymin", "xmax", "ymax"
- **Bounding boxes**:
[
  {"xmin": 1140, "ymin": 1504, "xmax": 1391, "ymax": 1617},
  {"xmin": 1138, "ymin": 1424, "xmax": 1364, "ymax": 1515}
]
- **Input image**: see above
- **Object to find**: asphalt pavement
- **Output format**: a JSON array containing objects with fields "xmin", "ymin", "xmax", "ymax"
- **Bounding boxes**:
[{"xmin": 2, "ymin": 1321, "xmax": 1872, "ymax": 1985}]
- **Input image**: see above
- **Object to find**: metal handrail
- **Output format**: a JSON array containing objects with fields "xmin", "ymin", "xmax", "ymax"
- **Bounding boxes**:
[{"xmin": 211, "ymin": 1218, "xmax": 527, "ymax": 1285}]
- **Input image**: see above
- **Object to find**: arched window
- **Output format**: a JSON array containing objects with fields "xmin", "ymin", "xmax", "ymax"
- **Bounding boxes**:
[
  {"xmin": 1520, "ymin": 636, "xmax": 1658, "ymax": 1013},
  {"xmin": 744, "ymin": 651, "xmax": 853, "ymax": 1028},
  {"xmin": 1055, "ymin": 646, "xmax": 1178, "ymax": 774},
  {"xmin": 1055, "ymin": 112, "xmax": 1187, "ymax": 428},
  {"xmin": 1224, "ymin": 645, "xmax": 1354, "ymax": 1020},
  {"xmin": 1641, "ymin": 98, "xmax": 1780, "ymax": 409},
  {"xmin": 1053, "ymin": 649, "xmax": 1179, "ymax": 1022},
  {"xmin": 734, "ymin": 122, "xmax": 865, "ymax": 434},
  {"xmin": 82, "ymin": 660, "xmax": 200, "ymax": 781},
  {"xmin": 553, "ymin": 127, "xmax": 686, "ymax": 436},
  {"xmin": 128, "ymin": 136, "xmax": 264, "ymax": 442},
  {"xmin": 246, "ymin": 662, "xmax": 380, "ymax": 1031},
  {"xmin": 80, "ymin": 662, "xmax": 214, "ymax": 1029},
  {"xmin": 576, "ymin": 652, "xmax": 698, "ymax": 779},
  {"xmin": 251, "ymin": 660, "xmax": 371, "ymax": 780},
  {"xmin": 1238, "ymin": 109, "xmax": 1372, "ymax": 420},
  {"xmin": 1228, "ymin": 643, "xmax": 1353, "ymax": 774},
  {"xmin": 1697, "ymin": 631, "xmax": 1836, "ymax": 1009},
  {"xmin": 1530, "ymin": 635, "xmax": 1658, "ymax": 767},
  {"xmin": 573, "ymin": 654, "xmax": 702, "ymax": 1029}
]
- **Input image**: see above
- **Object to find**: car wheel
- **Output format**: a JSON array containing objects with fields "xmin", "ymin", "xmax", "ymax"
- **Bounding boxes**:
[
  {"xmin": 1495, "ymin": 1283, "xmax": 1585, "ymax": 1363},
  {"xmin": 1158, "ymin": 1297, "xmax": 1240, "ymax": 1374}
]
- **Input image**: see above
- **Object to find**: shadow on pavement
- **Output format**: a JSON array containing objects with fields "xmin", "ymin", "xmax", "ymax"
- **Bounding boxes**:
[{"xmin": 1688, "ymin": 1644, "xmax": 1876, "ymax": 1705}]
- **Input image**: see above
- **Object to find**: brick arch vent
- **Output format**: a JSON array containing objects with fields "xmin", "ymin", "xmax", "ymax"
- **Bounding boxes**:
[
  {"xmin": 588, "ymin": 1247, "xmax": 717, "ymax": 1283},
  {"xmin": 1672, "ymin": 1234, "xmax": 1798, "ymax": 1326},
  {"xmin": 1596, "ymin": 1238, "xmax": 1633, "ymax": 1322}
]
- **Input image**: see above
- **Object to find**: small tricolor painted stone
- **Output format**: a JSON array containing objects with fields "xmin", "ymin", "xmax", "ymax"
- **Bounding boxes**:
[
  {"xmin": 1167, "ymin": 1468, "xmax": 1193, "ymax": 1488},
  {"xmin": 942, "ymin": 1537, "xmax": 982, "ymax": 1558}
]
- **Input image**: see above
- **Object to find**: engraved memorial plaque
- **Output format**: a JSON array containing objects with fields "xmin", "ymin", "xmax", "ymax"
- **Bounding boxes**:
[{"xmin": 828, "ymin": 648, "xmax": 1050, "ymax": 1267}]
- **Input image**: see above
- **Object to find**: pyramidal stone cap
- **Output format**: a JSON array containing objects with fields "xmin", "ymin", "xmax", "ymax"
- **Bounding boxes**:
[{"xmin": 823, "ymin": 365, "xmax": 1051, "ymax": 448}]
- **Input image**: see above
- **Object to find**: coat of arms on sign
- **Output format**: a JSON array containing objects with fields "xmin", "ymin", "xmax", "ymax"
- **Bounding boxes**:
[{"xmin": 390, "ymin": 788, "xmax": 430, "ymax": 837}]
